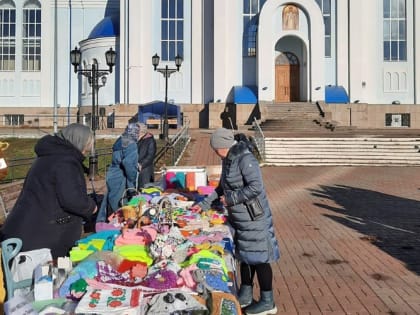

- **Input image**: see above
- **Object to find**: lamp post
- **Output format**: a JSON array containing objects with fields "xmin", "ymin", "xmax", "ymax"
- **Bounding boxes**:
[
  {"xmin": 152, "ymin": 53, "xmax": 182, "ymax": 141},
  {"xmin": 70, "ymin": 46, "xmax": 116, "ymax": 179}
]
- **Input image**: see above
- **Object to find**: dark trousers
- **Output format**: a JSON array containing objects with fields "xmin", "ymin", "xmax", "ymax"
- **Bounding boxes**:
[{"xmin": 240, "ymin": 262, "xmax": 273, "ymax": 291}]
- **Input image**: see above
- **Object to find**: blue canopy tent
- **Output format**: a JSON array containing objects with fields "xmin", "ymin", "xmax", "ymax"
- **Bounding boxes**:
[
  {"xmin": 233, "ymin": 86, "xmax": 258, "ymax": 104},
  {"xmin": 325, "ymin": 85, "xmax": 349, "ymax": 103},
  {"xmin": 138, "ymin": 101, "xmax": 182, "ymax": 127}
]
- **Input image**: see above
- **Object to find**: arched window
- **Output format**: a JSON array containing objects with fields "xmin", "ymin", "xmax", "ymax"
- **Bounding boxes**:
[
  {"xmin": 315, "ymin": 0, "xmax": 331, "ymax": 57},
  {"xmin": 243, "ymin": 0, "xmax": 266, "ymax": 57},
  {"xmin": 275, "ymin": 52, "xmax": 299, "ymax": 65},
  {"xmin": 22, "ymin": 0, "xmax": 41, "ymax": 71},
  {"xmin": 0, "ymin": 0, "xmax": 16, "ymax": 71},
  {"xmin": 161, "ymin": 0, "xmax": 183, "ymax": 61},
  {"xmin": 391, "ymin": 72, "xmax": 399, "ymax": 90},
  {"xmin": 383, "ymin": 0, "xmax": 406, "ymax": 61},
  {"xmin": 384, "ymin": 71, "xmax": 391, "ymax": 91}
]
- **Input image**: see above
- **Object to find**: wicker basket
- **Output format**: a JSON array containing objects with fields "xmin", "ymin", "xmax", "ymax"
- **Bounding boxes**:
[
  {"xmin": 157, "ymin": 196, "xmax": 175, "ymax": 232},
  {"xmin": 120, "ymin": 188, "xmax": 141, "ymax": 221},
  {"xmin": 121, "ymin": 205, "xmax": 139, "ymax": 221}
]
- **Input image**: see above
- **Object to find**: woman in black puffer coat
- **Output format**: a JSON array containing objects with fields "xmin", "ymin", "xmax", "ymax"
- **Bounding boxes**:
[
  {"xmin": 191, "ymin": 128, "xmax": 280, "ymax": 315},
  {"xmin": 137, "ymin": 123, "xmax": 156, "ymax": 188},
  {"xmin": 0, "ymin": 124, "xmax": 97, "ymax": 258}
]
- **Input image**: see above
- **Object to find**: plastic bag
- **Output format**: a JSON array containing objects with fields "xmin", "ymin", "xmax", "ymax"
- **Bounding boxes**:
[{"xmin": 11, "ymin": 248, "xmax": 52, "ymax": 282}]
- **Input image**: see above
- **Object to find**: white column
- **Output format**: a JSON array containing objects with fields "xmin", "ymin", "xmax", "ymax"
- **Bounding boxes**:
[
  {"xmin": 191, "ymin": 0, "xmax": 203, "ymax": 104},
  {"xmin": 213, "ymin": 0, "xmax": 242, "ymax": 103},
  {"xmin": 414, "ymin": 0, "xmax": 420, "ymax": 103},
  {"xmin": 336, "ymin": 0, "xmax": 349, "ymax": 92}
]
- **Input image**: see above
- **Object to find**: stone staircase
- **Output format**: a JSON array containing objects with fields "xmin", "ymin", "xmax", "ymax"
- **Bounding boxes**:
[
  {"xmin": 260, "ymin": 102, "xmax": 340, "ymax": 132},
  {"xmin": 263, "ymin": 137, "xmax": 420, "ymax": 166}
]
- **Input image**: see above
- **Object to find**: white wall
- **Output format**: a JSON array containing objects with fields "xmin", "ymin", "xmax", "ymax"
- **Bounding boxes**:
[
  {"xmin": 349, "ymin": 0, "xmax": 415, "ymax": 105},
  {"xmin": 258, "ymin": 0, "xmax": 325, "ymax": 102}
]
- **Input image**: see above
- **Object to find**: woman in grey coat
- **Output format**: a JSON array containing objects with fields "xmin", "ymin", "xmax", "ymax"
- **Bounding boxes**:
[{"xmin": 191, "ymin": 128, "xmax": 280, "ymax": 315}]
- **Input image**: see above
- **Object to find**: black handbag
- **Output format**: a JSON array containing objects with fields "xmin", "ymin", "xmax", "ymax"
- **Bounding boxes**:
[{"xmin": 245, "ymin": 197, "xmax": 264, "ymax": 220}]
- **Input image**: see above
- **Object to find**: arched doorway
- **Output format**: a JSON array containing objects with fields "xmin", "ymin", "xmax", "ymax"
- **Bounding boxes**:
[{"xmin": 275, "ymin": 52, "xmax": 300, "ymax": 102}]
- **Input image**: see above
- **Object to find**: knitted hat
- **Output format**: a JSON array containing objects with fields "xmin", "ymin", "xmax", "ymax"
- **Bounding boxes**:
[
  {"xmin": 59, "ymin": 123, "xmax": 93, "ymax": 152},
  {"xmin": 124, "ymin": 123, "xmax": 141, "ymax": 142},
  {"xmin": 138, "ymin": 123, "xmax": 147, "ymax": 136},
  {"xmin": 210, "ymin": 128, "xmax": 235, "ymax": 150}
]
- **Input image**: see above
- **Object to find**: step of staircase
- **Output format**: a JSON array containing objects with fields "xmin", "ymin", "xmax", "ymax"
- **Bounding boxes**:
[
  {"xmin": 262, "ymin": 137, "xmax": 420, "ymax": 166},
  {"xmin": 258, "ymin": 102, "xmax": 350, "ymax": 133}
]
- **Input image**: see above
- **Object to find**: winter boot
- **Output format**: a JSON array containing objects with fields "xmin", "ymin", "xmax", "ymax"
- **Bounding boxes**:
[
  {"xmin": 237, "ymin": 284, "xmax": 254, "ymax": 308},
  {"xmin": 245, "ymin": 290, "xmax": 277, "ymax": 315}
]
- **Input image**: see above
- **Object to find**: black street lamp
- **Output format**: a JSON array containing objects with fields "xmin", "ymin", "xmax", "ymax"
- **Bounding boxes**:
[
  {"xmin": 70, "ymin": 46, "xmax": 116, "ymax": 179},
  {"xmin": 152, "ymin": 53, "xmax": 182, "ymax": 140}
]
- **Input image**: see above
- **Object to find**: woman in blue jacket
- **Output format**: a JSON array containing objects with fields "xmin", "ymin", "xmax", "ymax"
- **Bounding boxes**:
[
  {"xmin": 191, "ymin": 128, "xmax": 280, "ymax": 315},
  {"xmin": 96, "ymin": 123, "xmax": 141, "ymax": 223}
]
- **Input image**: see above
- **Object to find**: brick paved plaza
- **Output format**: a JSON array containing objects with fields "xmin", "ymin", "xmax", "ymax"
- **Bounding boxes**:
[{"xmin": 182, "ymin": 130, "xmax": 420, "ymax": 314}]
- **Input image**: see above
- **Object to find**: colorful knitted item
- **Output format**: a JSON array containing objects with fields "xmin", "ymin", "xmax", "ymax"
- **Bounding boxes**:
[
  {"xmin": 193, "ymin": 269, "xmax": 230, "ymax": 293},
  {"xmin": 131, "ymin": 263, "xmax": 148, "ymax": 279},
  {"xmin": 181, "ymin": 250, "xmax": 229, "ymax": 277},
  {"xmin": 178, "ymin": 264, "xmax": 198, "ymax": 288},
  {"xmin": 197, "ymin": 185, "xmax": 215, "ymax": 195},
  {"xmin": 69, "ymin": 278, "xmax": 88, "ymax": 300},
  {"xmin": 113, "ymin": 245, "xmax": 153, "ymax": 266},
  {"xmin": 75, "ymin": 287, "xmax": 143, "ymax": 314},
  {"xmin": 117, "ymin": 260, "xmax": 148, "ymax": 280},
  {"xmin": 145, "ymin": 290, "xmax": 208, "ymax": 315},
  {"xmin": 76, "ymin": 230, "xmax": 121, "ymax": 251},
  {"xmin": 69, "ymin": 247, "xmax": 94, "ymax": 262},
  {"xmin": 141, "ymin": 269, "xmax": 179, "ymax": 290},
  {"xmin": 114, "ymin": 227, "xmax": 156, "ymax": 246},
  {"xmin": 95, "ymin": 261, "xmax": 132, "ymax": 285},
  {"xmin": 117, "ymin": 259, "xmax": 138, "ymax": 273}
]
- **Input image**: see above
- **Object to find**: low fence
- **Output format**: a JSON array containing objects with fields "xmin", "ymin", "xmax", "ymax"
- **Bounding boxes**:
[
  {"xmin": 0, "ymin": 123, "xmax": 191, "ymax": 184},
  {"xmin": 0, "ymin": 114, "xmax": 140, "ymax": 131}
]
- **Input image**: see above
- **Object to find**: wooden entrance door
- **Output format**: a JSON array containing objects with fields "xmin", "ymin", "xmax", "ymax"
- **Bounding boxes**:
[
  {"xmin": 275, "ymin": 64, "xmax": 299, "ymax": 102},
  {"xmin": 275, "ymin": 52, "xmax": 300, "ymax": 102}
]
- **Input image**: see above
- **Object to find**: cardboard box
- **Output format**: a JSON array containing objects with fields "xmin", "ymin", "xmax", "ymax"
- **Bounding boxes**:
[
  {"xmin": 34, "ymin": 264, "xmax": 53, "ymax": 301},
  {"xmin": 162, "ymin": 166, "xmax": 207, "ymax": 190}
]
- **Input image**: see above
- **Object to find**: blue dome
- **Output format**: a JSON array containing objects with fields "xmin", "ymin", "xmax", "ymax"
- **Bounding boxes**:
[{"xmin": 88, "ymin": 15, "xmax": 120, "ymax": 39}]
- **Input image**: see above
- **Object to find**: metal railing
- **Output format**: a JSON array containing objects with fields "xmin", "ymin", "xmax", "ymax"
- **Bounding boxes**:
[
  {"xmin": 2, "ymin": 146, "xmax": 114, "ymax": 184},
  {"xmin": 252, "ymin": 117, "xmax": 265, "ymax": 162},
  {"xmin": 154, "ymin": 121, "xmax": 191, "ymax": 169},
  {"xmin": 315, "ymin": 101, "xmax": 325, "ymax": 118},
  {"xmin": 1, "ymin": 122, "xmax": 191, "ymax": 184},
  {"xmin": 0, "ymin": 114, "xmax": 143, "ymax": 131}
]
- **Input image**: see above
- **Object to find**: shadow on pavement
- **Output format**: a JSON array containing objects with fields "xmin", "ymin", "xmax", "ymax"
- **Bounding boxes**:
[{"xmin": 310, "ymin": 184, "xmax": 420, "ymax": 275}]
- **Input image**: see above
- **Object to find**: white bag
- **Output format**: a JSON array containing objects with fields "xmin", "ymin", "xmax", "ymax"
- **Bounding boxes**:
[
  {"xmin": 10, "ymin": 247, "xmax": 52, "ymax": 297},
  {"xmin": 4, "ymin": 294, "xmax": 38, "ymax": 315}
]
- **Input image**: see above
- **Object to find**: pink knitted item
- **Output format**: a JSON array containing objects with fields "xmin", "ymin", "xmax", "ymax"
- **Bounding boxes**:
[
  {"xmin": 197, "ymin": 186, "xmax": 215, "ymax": 195},
  {"xmin": 95, "ymin": 222, "xmax": 120, "ymax": 232},
  {"xmin": 178, "ymin": 264, "xmax": 198, "ymax": 288}
]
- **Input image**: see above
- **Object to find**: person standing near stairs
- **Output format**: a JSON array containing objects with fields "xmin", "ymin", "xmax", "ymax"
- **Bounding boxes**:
[{"xmin": 190, "ymin": 127, "xmax": 280, "ymax": 315}]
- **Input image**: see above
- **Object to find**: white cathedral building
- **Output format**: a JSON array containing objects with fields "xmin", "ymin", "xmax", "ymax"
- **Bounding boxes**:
[{"xmin": 0, "ymin": 0, "xmax": 419, "ymax": 129}]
